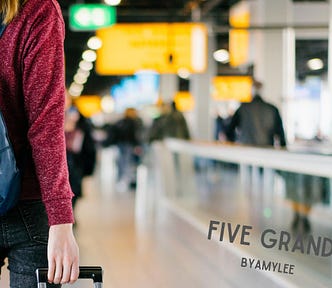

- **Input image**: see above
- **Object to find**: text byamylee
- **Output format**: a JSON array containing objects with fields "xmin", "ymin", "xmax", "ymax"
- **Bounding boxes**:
[
  {"xmin": 240, "ymin": 257, "xmax": 294, "ymax": 274},
  {"xmin": 207, "ymin": 220, "xmax": 332, "ymax": 275}
]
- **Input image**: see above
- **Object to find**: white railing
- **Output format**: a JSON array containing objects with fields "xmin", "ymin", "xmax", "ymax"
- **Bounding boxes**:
[{"xmin": 164, "ymin": 138, "xmax": 332, "ymax": 178}]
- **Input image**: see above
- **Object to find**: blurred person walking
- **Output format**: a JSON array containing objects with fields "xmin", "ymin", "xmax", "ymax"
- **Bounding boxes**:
[
  {"xmin": 148, "ymin": 102, "xmax": 171, "ymax": 143},
  {"xmin": 149, "ymin": 101, "xmax": 190, "ymax": 142},
  {"xmin": 115, "ymin": 108, "xmax": 144, "ymax": 190},
  {"xmin": 65, "ymin": 100, "xmax": 96, "ymax": 210},
  {"xmin": 227, "ymin": 80, "xmax": 323, "ymax": 234},
  {"xmin": 214, "ymin": 105, "xmax": 235, "ymax": 142},
  {"xmin": 227, "ymin": 81, "xmax": 286, "ymax": 147},
  {"xmin": 0, "ymin": 0, "xmax": 79, "ymax": 286},
  {"xmin": 163, "ymin": 101, "xmax": 191, "ymax": 140}
]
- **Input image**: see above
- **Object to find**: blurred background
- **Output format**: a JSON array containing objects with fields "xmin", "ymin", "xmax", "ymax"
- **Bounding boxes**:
[{"xmin": 4, "ymin": 0, "xmax": 332, "ymax": 287}]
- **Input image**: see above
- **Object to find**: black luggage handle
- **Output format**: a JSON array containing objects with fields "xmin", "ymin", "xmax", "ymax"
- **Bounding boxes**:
[{"xmin": 36, "ymin": 266, "xmax": 103, "ymax": 287}]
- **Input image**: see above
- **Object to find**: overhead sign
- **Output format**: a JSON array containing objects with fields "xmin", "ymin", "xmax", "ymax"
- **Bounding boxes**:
[
  {"xmin": 69, "ymin": 4, "xmax": 116, "ymax": 31},
  {"xmin": 96, "ymin": 23, "xmax": 207, "ymax": 75},
  {"xmin": 74, "ymin": 95, "xmax": 101, "ymax": 117},
  {"xmin": 174, "ymin": 91, "xmax": 195, "ymax": 112},
  {"xmin": 211, "ymin": 76, "xmax": 253, "ymax": 102},
  {"xmin": 229, "ymin": 1, "xmax": 250, "ymax": 67}
]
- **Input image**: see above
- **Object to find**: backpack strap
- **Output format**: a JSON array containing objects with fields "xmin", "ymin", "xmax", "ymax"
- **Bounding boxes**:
[
  {"xmin": 0, "ymin": 24, "xmax": 4, "ymax": 37},
  {"xmin": 0, "ymin": 13, "xmax": 5, "ymax": 37}
]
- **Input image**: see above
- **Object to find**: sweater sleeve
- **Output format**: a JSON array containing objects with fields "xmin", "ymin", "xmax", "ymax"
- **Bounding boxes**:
[{"xmin": 22, "ymin": 13, "xmax": 74, "ymax": 225}]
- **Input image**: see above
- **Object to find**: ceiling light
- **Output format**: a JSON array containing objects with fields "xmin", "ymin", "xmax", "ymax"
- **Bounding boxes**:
[
  {"xmin": 307, "ymin": 58, "xmax": 324, "ymax": 71},
  {"xmin": 76, "ymin": 68, "xmax": 90, "ymax": 78},
  {"xmin": 101, "ymin": 95, "xmax": 115, "ymax": 113},
  {"xmin": 178, "ymin": 68, "xmax": 191, "ymax": 79},
  {"xmin": 74, "ymin": 73, "xmax": 88, "ymax": 85},
  {"xmin": 79, "ymin": 60, "xmax": 94, "ymax": 71},
  {"xmin": 69, "ymin": 82, "xmax": 84, "ymax": 97},
  {"xmin": 87, "ymin": 36, "xmax": 103, "ymax": 50},
  {"xmin": 213, "ymin": 49, "xmax": 230, "ymax": 63},
  {"xmin": 104, "ymin": 0, "xmax": 121, "ymax": 5},
  {"xmin": 82, "ymin": 50, "xmax": 97, "ymax": 62}
]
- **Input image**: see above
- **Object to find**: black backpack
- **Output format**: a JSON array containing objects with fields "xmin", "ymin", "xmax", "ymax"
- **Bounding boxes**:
[
  {"xmin": 0, "ymin": 111, "xmax": 21, "ymax": 215},
  {"xmin": 0, "ymin": 22, "xmax": 21, "ymax": 215}
]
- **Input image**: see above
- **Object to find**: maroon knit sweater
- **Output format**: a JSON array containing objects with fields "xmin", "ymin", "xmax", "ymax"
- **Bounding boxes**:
[{"xmin": 0, "ymin": 0, "xmax": 74, "ymax": 225}]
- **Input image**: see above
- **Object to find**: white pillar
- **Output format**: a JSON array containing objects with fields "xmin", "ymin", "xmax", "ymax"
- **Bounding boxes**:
[
  {"xmin": 159, "ymin": 74, "xmax": 178, "ymax": 102},
  {"xmin": 328, "ymin": 0, "xmax": 332, "ymax": 138},
  {"xmin": 190, "ymin": 23, "xmax": 217, "ymax": 140},
  {"xmin": 249, "ymin": 0, "xmax": 294, "ymax": 110}
]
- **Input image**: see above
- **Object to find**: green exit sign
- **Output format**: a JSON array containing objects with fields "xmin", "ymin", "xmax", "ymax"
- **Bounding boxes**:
[{"xmin": 69, "ymin": 4, "xmax": 116, "ymax": 31}]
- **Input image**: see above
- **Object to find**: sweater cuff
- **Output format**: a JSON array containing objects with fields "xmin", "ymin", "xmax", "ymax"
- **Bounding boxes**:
[{"xmin": 44, "ymin": 198, "xmax": 74, "ymax": 226}]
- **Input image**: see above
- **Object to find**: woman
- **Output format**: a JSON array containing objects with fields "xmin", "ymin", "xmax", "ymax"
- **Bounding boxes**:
[{"xmin": 0, "ymin": 0, "xmax": 79, "ymax": 287}]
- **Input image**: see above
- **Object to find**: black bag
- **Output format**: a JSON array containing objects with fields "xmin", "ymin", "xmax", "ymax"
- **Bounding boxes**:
[
  {"xmin": 0, "ymin": 15, "xmax": 20, "ymax": 214},
  {"xmin": 0, "ymin": 111, "xmax": 21, "ymax": 215}
]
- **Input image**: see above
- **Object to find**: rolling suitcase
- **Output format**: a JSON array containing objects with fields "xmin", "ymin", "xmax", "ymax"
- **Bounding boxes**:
[{"xmin": 36, "ymin": 266, "xmax": 103, "ymax": 288}]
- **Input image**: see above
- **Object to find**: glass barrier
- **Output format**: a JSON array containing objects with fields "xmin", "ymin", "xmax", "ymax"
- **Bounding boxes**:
[{"xmin": 150, "ymin": 139, "xmax": 332, "ymax": 287}]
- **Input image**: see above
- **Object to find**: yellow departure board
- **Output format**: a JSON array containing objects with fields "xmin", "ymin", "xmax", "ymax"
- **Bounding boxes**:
[
  {"xmin": 229, "ymin": 1, "xmax": 250, "ymax": 67},
  {"xmin": 211, "ymin": 76, "xmax": 252, "ymax": 102},
  {"xmin": 96, "ymin": 23, "xmax": 207, "ymax": 75},
  {"xmin": 174, "ymin": 91, "xmax": 195, "ymax": 112},
  {"xmin": 74, "ymin": 95, "xmax": 101, "ymax": 117}
]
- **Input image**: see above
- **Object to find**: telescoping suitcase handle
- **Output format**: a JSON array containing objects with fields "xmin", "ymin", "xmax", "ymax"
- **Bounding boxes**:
[{"xmin": 36, "ymin": 266, "xmax": 103, "ymax": 288}]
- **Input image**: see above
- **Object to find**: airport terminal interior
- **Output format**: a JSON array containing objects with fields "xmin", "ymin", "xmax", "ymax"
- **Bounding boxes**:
[{"xmin": 3, "ymin": 0, "xmax": 332, "ymax": 287}]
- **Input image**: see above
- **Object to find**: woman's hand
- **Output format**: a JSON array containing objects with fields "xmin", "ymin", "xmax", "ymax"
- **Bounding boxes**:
[{"xmin": 47, "ymin": 223, "xmax": 80, "ymax": 284}]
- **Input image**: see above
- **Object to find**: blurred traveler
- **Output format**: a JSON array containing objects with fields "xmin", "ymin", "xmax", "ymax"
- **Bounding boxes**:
[
  {"xmin": 165, "ymin": 101, "xmax": 191, "ymax": 140},
  {"xmin": 214, "ymin": 106, "xmax": 235, "ymax": 142},
  {"xmin": 101, "ymin": 122, "xmax": 118, "ymax": 147},
  {"xmin": 227, "ymin": 81, "xmax": 286, "ymax": 147},
  {"xmin": 0, "ymin": 0, "xmax": 79, "ymax": 286},
  {"xmin": 115, "ymin": 108, "xmax": 144, "ymax": 190},
  {"xmin": 65, "ymin": 101, "xmax": 97, "ymax": 210},
  {"xmin": 227, "ymin": 80, "xmax": 323, "ymax": 234},
  {"xmin": 148, "ymin": 102, "xmax": 171, "ymax": 143},
  {"xmin": 154, "ymin": 101, "xmax": 190, "ymax": 140}
]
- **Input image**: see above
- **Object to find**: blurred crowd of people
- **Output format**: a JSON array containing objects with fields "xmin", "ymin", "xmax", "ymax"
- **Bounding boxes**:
[
  {"xmin": 65, "ymin": 79, "xmax": 329, "ymax": 235},
  {"xmin": 64, "ymin": 98, "xmax": 191, "ymax": 198}
]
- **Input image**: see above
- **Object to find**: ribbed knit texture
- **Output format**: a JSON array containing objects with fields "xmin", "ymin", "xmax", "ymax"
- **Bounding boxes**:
[{"xmin": 0, "ymin": 0, "xmax": 74, "ymax": 225}]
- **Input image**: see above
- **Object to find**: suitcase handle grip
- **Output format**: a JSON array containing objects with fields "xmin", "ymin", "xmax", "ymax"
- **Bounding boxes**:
[{"xmin": 36, "ymin": 266, "xmax": 103, "ymax": 283}]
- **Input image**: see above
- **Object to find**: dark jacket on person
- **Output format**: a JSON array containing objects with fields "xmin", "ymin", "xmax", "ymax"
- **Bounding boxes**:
[
  {"xmin": 66, "ymin": 113, "xmax": 97, "ymax": 199},
  {"xmin": 162, "ymin": 110, "xmax": 191, "ymax": 140},
  {"xmin": 114, "ymin": 116, "xmax": 143, "ymax": 146},
  {"xmin": 227, "ymin": 95, "xmax": 286, "ymax": 147}
]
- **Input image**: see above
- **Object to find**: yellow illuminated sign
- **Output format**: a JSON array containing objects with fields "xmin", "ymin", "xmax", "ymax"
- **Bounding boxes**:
[
  {"xmin": 212, "ymin": 76, "xmax": 253, "ymax": 102},
  {"xmin": 174, "ymin": 91, "xmax": 195, "ymax": 112},
  {"xmin": 229, "ymin": 30, "xmax": 249, "ymax": 67},
  {"xmin": 229, "ymin": 2, "xmax": 250, "ymax": 67},
  {"xmin": 96, "ymin": 23, "xmax": 207, "ymax": 75},
  {"xmin": 74, "ymin": 95, "xmax": 101, "ymax": 117}
]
